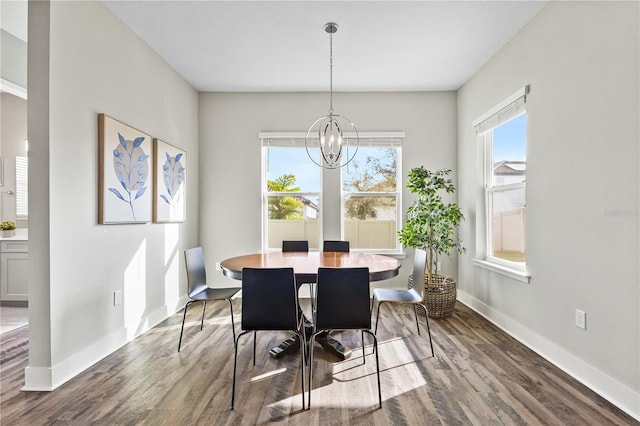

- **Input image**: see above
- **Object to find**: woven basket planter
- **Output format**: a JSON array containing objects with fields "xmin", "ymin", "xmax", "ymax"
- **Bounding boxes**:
[{"xmin": 408, "ymin": 273, "xmax": 456, "ymax": 318}]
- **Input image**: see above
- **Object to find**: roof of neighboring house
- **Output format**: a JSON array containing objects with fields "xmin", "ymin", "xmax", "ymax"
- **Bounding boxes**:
[
  {"xmin": 294, "ymin": 196, "xmax": 319, "ymax": 212},
  {"xmin": 494, "ymin": 160, "xmax": 526, "ymax": 175}
]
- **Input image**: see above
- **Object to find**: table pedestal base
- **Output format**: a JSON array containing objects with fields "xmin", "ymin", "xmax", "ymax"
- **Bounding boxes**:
[
  {"xmin": 315, "ymin": 332, "xmax": 352, "ymax": 360},
  {"xmin": 269, "ymin": 331, "xmax": 352, "ymax": 360}
]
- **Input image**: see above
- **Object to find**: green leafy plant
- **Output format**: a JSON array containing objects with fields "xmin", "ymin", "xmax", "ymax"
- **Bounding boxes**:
[
  {"xmin": 398, "ymin": 167, "xmax": 465, "ymax": 283},
  {"xmin": 0, "ymin": 220, "xmax": 16, "ymax": 231},
  {"xmin": 267, "ymin": 174, "xmax": 304, "ymax": 220}
]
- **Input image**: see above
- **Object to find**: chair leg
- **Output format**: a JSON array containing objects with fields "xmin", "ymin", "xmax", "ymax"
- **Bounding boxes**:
[
  {"xmin": 227, "ymin": 299, "xmax": 236, "ymax": 343},
  {"xmin": 413, "ymin": 304, "xmax": 421, "ymax": 335},
  {"xmin": 296, "ymin": 330, "xmax": 306, "ymax": 410},
  {"xmin": 253, "ymin": 331, "xmax": 257, "ymax": 366},
  {"xmin": 231, "ymin": 331, "xmax": 251, "ymax": 410},
  {"xmin": 361, "ymin": 330, "xmax": 366, "ymax": 364},
  {"xmin": 374, "ymin": 301, "xmax": 384, "ymax": 335},
  {"xmin": 418, "ymin": 303, "xmax": 435, "ymax": 357},
  {"xmin": 308, "ymin": 330, "xmax": 321, "ymax": 409},
  {"xmin": 372, "ymin": 301, "xmax": 385, "ymax": 354},
  {"xmin": 370, "ymin": 296, "xmax": 374, "ymax": 314},
  {"xmin": 200, "ymin": 301, "xmax": 207, "ymax": 330},
  {"xmin": 309, "ymin": 282, "xmax": 316, "ymax": 315},
  {"xmin": 364, "ymin": 330, "xmax": 382, "ymax": 409},
  {"xmin": 178, "ymin": 300, "xmax": 194, "ymax": 352}
]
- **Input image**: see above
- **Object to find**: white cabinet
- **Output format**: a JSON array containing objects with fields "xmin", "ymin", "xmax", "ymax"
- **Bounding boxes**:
[{"xmin": 0, "ymin": 240, "xmax": 28, "ymax": 302}]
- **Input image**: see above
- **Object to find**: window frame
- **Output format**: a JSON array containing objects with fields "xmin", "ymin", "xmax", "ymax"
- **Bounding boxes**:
[
  {"xmin": 483, "ymin": 131, "xmax": 527, "ymax": 271},
  {"xmin": 340, "ymin": 139, "xmax": 402, "ymax": 254},
  {"xmin": 472, "ymin": 87, "xmax": 530, "ymax": 281},
  {"xmin": 260, "ymin": 132, "xmax": 404, "ymax": 254},
  {"xmin": 261, "ymin": 136, "xmax": 322, "ymax": 251}
]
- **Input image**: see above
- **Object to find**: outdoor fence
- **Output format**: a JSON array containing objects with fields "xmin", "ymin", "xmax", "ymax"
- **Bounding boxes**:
[
  {"xmin": 268, "ymin": 219, "xmax": 397, "ymax": 249},
  {"xmin": 492, "ymin": 208, "xmax": 526, "ymax": 253}
]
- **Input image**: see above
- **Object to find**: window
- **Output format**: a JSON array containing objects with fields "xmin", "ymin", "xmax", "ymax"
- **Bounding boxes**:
[
  {"xmin": 342, "ymin": 139, "xmax": 402, "ymax": 252},
  {"xmin": 261, "ymin": 133, "xmax": 403, "ymax": 252},
  {"xmin": 15, "ymin": 156, "xmax": 28, "ymax": 218},
  {"xmin": 474, "ymin": 87, "xmax": 528, "ymax": 273},
  {"xmin": 262, "ymin": 137, "xmax": 321, "ymax": 250}
]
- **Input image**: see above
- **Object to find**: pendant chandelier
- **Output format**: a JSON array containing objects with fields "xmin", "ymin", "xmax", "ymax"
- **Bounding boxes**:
[{"xmin": 305, "ymin": 22, "xmax": 359, "ymax": 169}]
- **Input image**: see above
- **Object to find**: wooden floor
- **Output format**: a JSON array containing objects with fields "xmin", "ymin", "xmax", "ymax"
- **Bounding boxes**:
[{"xmin": 1, "ymin": 302, "xmax": 636, "ymax": 425}]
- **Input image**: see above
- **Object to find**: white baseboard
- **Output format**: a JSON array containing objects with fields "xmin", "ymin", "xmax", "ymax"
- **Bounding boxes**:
[
  {"xmin": 23, "ymin": 296, "xmax": 188, "ymax": 392},
  {"xmin": 457, "ymin": 290, "xmax": 640, "ymax": 422}
]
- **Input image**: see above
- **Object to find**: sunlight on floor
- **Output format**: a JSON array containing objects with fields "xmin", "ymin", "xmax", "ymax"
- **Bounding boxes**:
[
  {"xmin": 251, "ymin": 368, "xmax": 288, "ymax": 382},
  {"xmin": 306, "ymin": 336, "xmax": 430, "ymax": 407}
]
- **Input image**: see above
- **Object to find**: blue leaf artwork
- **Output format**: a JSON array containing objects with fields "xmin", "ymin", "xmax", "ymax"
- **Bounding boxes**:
[
  {"xmin": 161, "ymin": 151, "xmax": 185, "ymax": 210},
  {"xmin": 108, "ymin": 132, "xmax": 149, "ymax": 220}
]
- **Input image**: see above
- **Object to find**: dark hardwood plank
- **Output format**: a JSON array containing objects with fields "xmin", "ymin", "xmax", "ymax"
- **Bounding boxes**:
[{"xmin": 1, "ymin": 302, "xmax": 636, "ymax": 425}]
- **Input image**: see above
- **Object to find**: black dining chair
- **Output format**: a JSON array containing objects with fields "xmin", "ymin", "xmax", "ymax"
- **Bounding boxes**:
[
  {"xmin": 322, "ymin": 240, "xmax": 350, "ymax": 252},
  {"xmin": 318, "ymin": 240, "xmax": 355, "ymax": 358},
  {"xmin": 283, "ymin": 240, "xmax": 311, "ymax": 287},
  {"xmin": 307, "ymin": 267, "xmax": 382, "ymax": 409},
  {"xmin": 231, "ymin": 267, "xmax": 306, "ymax": 410},
  {"xmin": 282, "ymin": 240, "xmax": 309, "ymax": 252},
  {"xmin": 372, "ymin": 248, "xmax": 434, "ymax": 357},
  {"xmin": 179, "ymin": 247, "xmax": 241, "ymax": 352},
  {"xmin": 282, "ymin": 240, "xmax": 314, "ymax": 335}
]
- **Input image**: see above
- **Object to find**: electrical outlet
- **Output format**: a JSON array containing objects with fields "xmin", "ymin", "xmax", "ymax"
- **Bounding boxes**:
[
  {"xmin": 215, "ymin": 262, "xmax": 221, "ymax": 271},
  {"xmin": 575, "ymin": 309, "xmax": 586, "ymax": 330},
  {"xmin": 114, "ymin": 290, "xmax": 123, "ymax": 306}
]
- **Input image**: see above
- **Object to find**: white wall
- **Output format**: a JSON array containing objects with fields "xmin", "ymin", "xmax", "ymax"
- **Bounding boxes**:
[
  {"xmin": 198, "ymin": 92, "xmax": 458, "ymax": 290},
  {"xmin": 457, "ymin": 1, "xmax": 639, "ymax": 418},
  {"xmin": 26, "ymin": 1, "xmax": 198, "ymax": 390}
]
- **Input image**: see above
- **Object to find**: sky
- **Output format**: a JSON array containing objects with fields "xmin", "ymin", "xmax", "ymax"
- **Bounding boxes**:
[
  {"xmin": 267, "ymin": 146, "xmax": 390, "ymax": 192},
  {"xmin": 493, "ymin": 113, "xmax": 526, "ymax": 163},
  {"xmin": 267, "ymin": 147, "xmax": 321, "ymax": 192}
]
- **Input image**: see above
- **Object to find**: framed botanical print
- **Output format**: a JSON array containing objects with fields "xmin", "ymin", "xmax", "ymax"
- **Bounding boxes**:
[
  {"xmin": 98, "ymin": 114, "xmax": 153, "ymax": 224},
  {"xmin": 153, "ymin": 139, "xmax": 186, "ymax": 223}
]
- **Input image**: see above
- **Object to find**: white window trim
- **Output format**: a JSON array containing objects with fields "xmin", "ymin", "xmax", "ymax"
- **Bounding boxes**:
[
  {"xmin": 259, "ymin": 131, "xmax": 406, "ymax": 139},
  {"xmin": 472, "ymin": 259, "xmax": 530, "ymax": 283},
  {"xmin": 260, "ymin": 131, "xmax": 404, "ymax": 254},
  {"xmin": 473, "ymin": 86, "xmax": 530, "ymax": 281}
]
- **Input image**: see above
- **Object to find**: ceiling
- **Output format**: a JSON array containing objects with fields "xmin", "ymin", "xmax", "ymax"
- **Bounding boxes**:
[
  {"xmin": 103, "ymin": 1, "xmax": 547, "ymax": 92},
  {"xmin": 1, "ymin": 1, "xmax": 547, "ymax": 92}
]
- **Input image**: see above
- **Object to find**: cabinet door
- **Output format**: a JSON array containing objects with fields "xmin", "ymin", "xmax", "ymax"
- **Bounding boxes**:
[{"xmin": 1, "ymin": 252, "xmax": 29, "ymax": 301}]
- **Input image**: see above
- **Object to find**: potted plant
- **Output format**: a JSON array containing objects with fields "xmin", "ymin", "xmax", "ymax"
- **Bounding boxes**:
[
  {"xmin": 398, "ymin": 167, "xmax": 465, "ymax": 318},
  {"xmin": 0, "ymin": 220, "xmax": 16, "ymax": 237}
]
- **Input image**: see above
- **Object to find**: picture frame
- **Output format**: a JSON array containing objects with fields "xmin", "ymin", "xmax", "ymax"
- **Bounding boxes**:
[
  {"xmin": 153, "ymin": 139, "xmax": 186, "ymax": 223},
  {"xmin": 98, "ymin": 114, "xmax": 153, "ymax": 224}
]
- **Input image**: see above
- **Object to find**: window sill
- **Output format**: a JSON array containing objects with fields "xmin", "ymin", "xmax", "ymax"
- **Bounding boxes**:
[{"xmin": 472, "ymin": 259, "xmax": 530, "ymax": 283}]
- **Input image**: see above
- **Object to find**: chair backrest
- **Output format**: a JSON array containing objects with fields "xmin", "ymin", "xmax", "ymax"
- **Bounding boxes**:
[
  {"xmin": 322, "ymin": 240, "xmax": 350, "ymax": 252},
  {"xmin": 184, "ymin": 247, "xmax": 208, "ymax": 298},
  {"xmin": 315, "ymin": 267, "xmax": 370, "ymax": 330},
  {"xmin": 241, "ymin": 267, "xmax": 298, "ymax": 331},
  {"xmin": 411, "ymin": 248, "xmax": 428, "ymax": 302},
  {"xmin": 282, "ymin": 240, "xmax": 309, "ymax": 252}
]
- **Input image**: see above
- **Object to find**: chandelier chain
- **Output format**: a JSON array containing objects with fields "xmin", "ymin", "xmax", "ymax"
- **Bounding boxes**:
[
  {"xmin": 329, "ymin": 31, "xmax": 334, "ymax": 115},
  {"xmin": 306, "ymin": 21, "xmax": 359, "ymax": 169}
]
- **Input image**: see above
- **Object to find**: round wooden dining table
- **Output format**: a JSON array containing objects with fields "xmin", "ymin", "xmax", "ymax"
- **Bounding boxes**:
[
  {"xmin": 220, "ymin": 251, "xmax": 402, "ymax": 360},
  {"xmin": 220, "ymin": 251, "xmax": 401, "ymax": 283}
]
